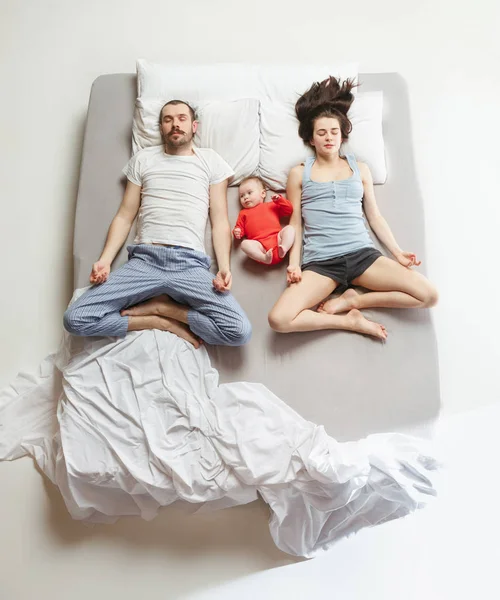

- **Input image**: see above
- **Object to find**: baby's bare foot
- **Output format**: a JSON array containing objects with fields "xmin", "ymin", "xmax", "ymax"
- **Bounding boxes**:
[{"xmin": 261, "ymin": 249, "xmax": 273, "ymax": 264}]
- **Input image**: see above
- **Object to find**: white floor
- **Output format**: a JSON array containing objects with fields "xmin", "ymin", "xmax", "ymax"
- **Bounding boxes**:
[
  {"xmin": 1, "ymin": 401, "xmax": 498, "ymax": 600},
  {"xmin": 184, "ymin": 402, "xmax": 500, "ymax": 600}
]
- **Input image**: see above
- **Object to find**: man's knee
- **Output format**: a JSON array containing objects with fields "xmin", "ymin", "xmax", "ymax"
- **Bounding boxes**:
[
  {"xmin": 232, "ymin": 313, "xmax": 252, "ymax": 346},
  {"xmin": 63, "ymin": 305, "xmax": 94, "ymax": 336},
  {"xmin": 220, "ymin": 312, "xmax": 252, "ymax": 346}
]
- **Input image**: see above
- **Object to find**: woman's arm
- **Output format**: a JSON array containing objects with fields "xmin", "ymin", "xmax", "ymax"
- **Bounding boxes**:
[
  {"xmin": 360, "ymin": 162, "xmax": 421, "ymax": 267},
  {"xmin": 286, "ymin": 166, "xmax": 304, "ymax": 283}
]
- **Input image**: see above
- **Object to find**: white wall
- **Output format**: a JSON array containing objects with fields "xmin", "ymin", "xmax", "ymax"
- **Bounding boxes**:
[{"xmin": 0, "ymin": 0, "xmax": 499, "ymax": 597}]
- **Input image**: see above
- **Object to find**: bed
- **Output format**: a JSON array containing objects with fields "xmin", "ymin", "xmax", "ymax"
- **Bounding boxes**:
[{"xmin": 73, "ymin": 72, "xmax": 440, "ymax": 441}]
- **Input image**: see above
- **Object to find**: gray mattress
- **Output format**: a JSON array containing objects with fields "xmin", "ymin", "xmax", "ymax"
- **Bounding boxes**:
[{"xmin": 73, "ymin": 73, "xmax": 440, "ymax": 441}]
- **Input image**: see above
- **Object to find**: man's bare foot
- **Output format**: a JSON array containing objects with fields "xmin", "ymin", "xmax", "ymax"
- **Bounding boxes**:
[
  {"xmin": 128, "ymin": 314, "xmax": 202, "ymax": 348},
  {"xmin": 155, "ymin": 316, "xmax": 203, "ymax": 348},
  {"xmin": 346, "ymin": 309, "xmax": 387, "ymax": 341},
  {"xmin": 261, "ymin": 249, "xmax": 273, "ymax": 264},
  {"xmin": 318, "ymin": 289, "xmax": 359, "ymax": 315},
  {"xmin": 121, "ymin": 294, "xmax": 177, "ymax": 318}
]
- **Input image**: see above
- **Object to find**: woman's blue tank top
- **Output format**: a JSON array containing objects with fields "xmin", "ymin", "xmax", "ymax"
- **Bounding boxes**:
[{"xmin": 301, "ymin": 153, "xmax": 374, "ymax": 265}]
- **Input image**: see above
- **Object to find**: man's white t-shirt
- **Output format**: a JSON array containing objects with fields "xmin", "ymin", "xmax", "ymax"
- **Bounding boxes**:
[{"xmin": 122, "ymin": 146, "xmax": 234, "ymax": 254}]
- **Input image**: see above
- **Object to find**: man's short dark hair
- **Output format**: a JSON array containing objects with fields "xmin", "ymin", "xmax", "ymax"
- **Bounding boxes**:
[{"xmin": 158, "ymin": 100, "xmax": 197, "ymax": 125}]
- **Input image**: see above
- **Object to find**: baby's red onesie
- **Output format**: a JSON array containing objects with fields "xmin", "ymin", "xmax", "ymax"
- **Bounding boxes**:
[{"xmin": 233, "ymin": 195, "xmax": 293, "ymax": 265}]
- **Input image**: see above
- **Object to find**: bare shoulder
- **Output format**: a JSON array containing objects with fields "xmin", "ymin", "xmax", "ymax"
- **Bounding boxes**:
[
  {"xmin": 288, "ymin": 164, "xmax": 304, "ymax": 183},
  {"xmin": 290, "ymin": 163, "xmax": 305, "ymax": 174},
  {"xmin": 357, "ymin": 161, "xmax": 373, "ymax": 182}
]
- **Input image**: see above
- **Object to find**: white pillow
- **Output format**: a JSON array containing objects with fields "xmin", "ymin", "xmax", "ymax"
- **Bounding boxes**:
[
  {"xmin": 134, "ymin": 60, "xmax": 364, "ymax": 186},
  {"xmin": 259, "ymin": 91, "xmax": 386, "ymax": 190},
  {"xmin": 137, "ymin": 59, "xmax": 358, "ymax": 103},
  {"xmin": 256, "ymin": 64, "xmax": 358, "ymax": 101},
  {"xmin": 194, "ymin": 99, "xmax": 260, "ymax": 185},
  {"xmin": 137, "ymin": 59, "xmax": 260, "ymax": 102},
  {"xmin": 343, "ymin": 92, "xmax": 386, "ymax": 184},
  {"xmin": 133, "ymin": 97, "xmax": 260, "ymax": 185}
]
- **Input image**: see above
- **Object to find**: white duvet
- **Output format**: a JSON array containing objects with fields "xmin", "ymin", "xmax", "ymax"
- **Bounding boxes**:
[{"xmin": 0, "ymin": 294, "xmax": 438, "ymax": 557}]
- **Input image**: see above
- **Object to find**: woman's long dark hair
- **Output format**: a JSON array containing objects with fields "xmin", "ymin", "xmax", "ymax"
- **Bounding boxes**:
[{"xmin": 295, "ymin": 76, "xmax": 358, "ymax": 146}]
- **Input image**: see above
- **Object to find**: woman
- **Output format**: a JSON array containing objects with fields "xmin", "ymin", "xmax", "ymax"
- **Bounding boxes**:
[{"xmin": 268, "ymin": 77, "xmax": 437, "ymax": 340}]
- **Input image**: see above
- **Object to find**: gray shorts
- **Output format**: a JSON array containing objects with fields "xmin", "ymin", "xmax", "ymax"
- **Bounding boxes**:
[{"xmin": 302, "ymin": 247, "xmax": 382, "ymax": 293}]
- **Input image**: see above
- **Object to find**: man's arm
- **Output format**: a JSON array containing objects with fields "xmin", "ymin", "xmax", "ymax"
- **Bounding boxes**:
[
  {"xmin": 90, "ymin": 181, "xmax": 141, "ymax": 284},
  {"xmin": 209, "ymin": 179, "xmax": 232, "ymax": 292}
]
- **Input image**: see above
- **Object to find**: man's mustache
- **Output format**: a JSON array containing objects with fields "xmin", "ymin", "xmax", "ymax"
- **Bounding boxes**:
[{"xmin": 169, "ymin": 129, "xmax": 185, "ymax": 136}]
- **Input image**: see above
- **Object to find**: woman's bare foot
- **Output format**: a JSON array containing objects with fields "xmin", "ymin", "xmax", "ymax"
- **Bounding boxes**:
[
  {"xmin": 121, "ymin": 294, "xmax": 177, "ymax": 318},
  {"xmin": 318, "ymin": 288, "xmax": 359, "ymax": 315},
  {"xmin": 346, "ymin": 309, "xmax": 387, "ymax": 341}
]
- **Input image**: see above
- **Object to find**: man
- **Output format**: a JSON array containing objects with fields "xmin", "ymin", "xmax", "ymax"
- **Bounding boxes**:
[{"xmin": 63, "ymin": 100, "xmax": 251, "ymax": 348}]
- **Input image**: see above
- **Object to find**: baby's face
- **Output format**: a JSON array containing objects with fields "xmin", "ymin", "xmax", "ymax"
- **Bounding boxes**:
[{"xmin": 239, "ymin": 180, "xmax": 266, "ymax": 209}]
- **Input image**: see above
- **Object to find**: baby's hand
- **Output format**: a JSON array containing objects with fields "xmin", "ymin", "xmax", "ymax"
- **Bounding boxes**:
[
  {"xmin": 233, "ymin": 227, "xmax": 243, "ymax": 240},
  {"xmin": 271, "ymin": 194, "xmax": 282, "ymax": 203}
]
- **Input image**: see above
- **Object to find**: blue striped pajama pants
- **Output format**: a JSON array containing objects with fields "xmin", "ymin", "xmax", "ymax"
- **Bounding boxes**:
[{"xmin": 63, "ymin": 244, "xmax": 252, "ymax": 346}]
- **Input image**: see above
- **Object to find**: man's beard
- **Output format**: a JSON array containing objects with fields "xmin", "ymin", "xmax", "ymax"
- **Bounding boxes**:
[{"xmin": 163, "ymin": 129, "xmax": 194, "ymax": 150}]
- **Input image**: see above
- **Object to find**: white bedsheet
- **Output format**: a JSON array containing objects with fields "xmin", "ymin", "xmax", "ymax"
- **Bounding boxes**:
[{"xmin": 0, "ymin": 294, "xmax": 438, "ymax": 557}]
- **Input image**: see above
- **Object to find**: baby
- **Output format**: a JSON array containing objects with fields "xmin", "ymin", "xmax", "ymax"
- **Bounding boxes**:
[{"xmin": 233, "ymin": 176, "xmax": 295, "ymax": 265}]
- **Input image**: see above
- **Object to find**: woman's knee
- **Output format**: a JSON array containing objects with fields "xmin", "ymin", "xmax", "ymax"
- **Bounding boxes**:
[
  {"xmin": 420, "ymin": 282, "xmax": 439, "ymax": 308},
  {"xmin": 268, "ymin": 308, "xmax": 292, "ymax": 333}
]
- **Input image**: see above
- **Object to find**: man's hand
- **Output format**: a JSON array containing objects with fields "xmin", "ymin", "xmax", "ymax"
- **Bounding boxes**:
[
  {"xmin": 395, "ymin": 251, "xmax": 421, "ymax": 269},
  {"xmin": 287, "ymin": 265, "xmax": 302, "ymax": 285},
  {"xmin": 90, "ymin": 260, "xmax": 111, "ymax": 285},
  {"xmin": 213, "ymin": 270, "xmax": 232, "ymax": 292},
  {"xmin": 233, "ymin": 227, "xmax": 243, "ymax": 240}
]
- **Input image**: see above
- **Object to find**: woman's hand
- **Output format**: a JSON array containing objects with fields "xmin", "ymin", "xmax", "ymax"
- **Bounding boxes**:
[
  {"xmin": 396, "ymin": 251, "xmax": 421, "ymax": 268},
  {"xmin": 287, "ymin": 265, "xmax": 302, "ymax": 285},
  {"xmin": 90, "ymin": 260, "xmax": 111, "ymax": 284}
]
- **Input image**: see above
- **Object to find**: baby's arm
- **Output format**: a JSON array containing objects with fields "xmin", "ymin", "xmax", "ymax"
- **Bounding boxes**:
[
  {"xmin": 233, "ymin": 212, "xmax": 246, "ymax": 240},
  {"xmin": 272, "ymin": 194, "xmax": 294, "ymax": 217}
]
